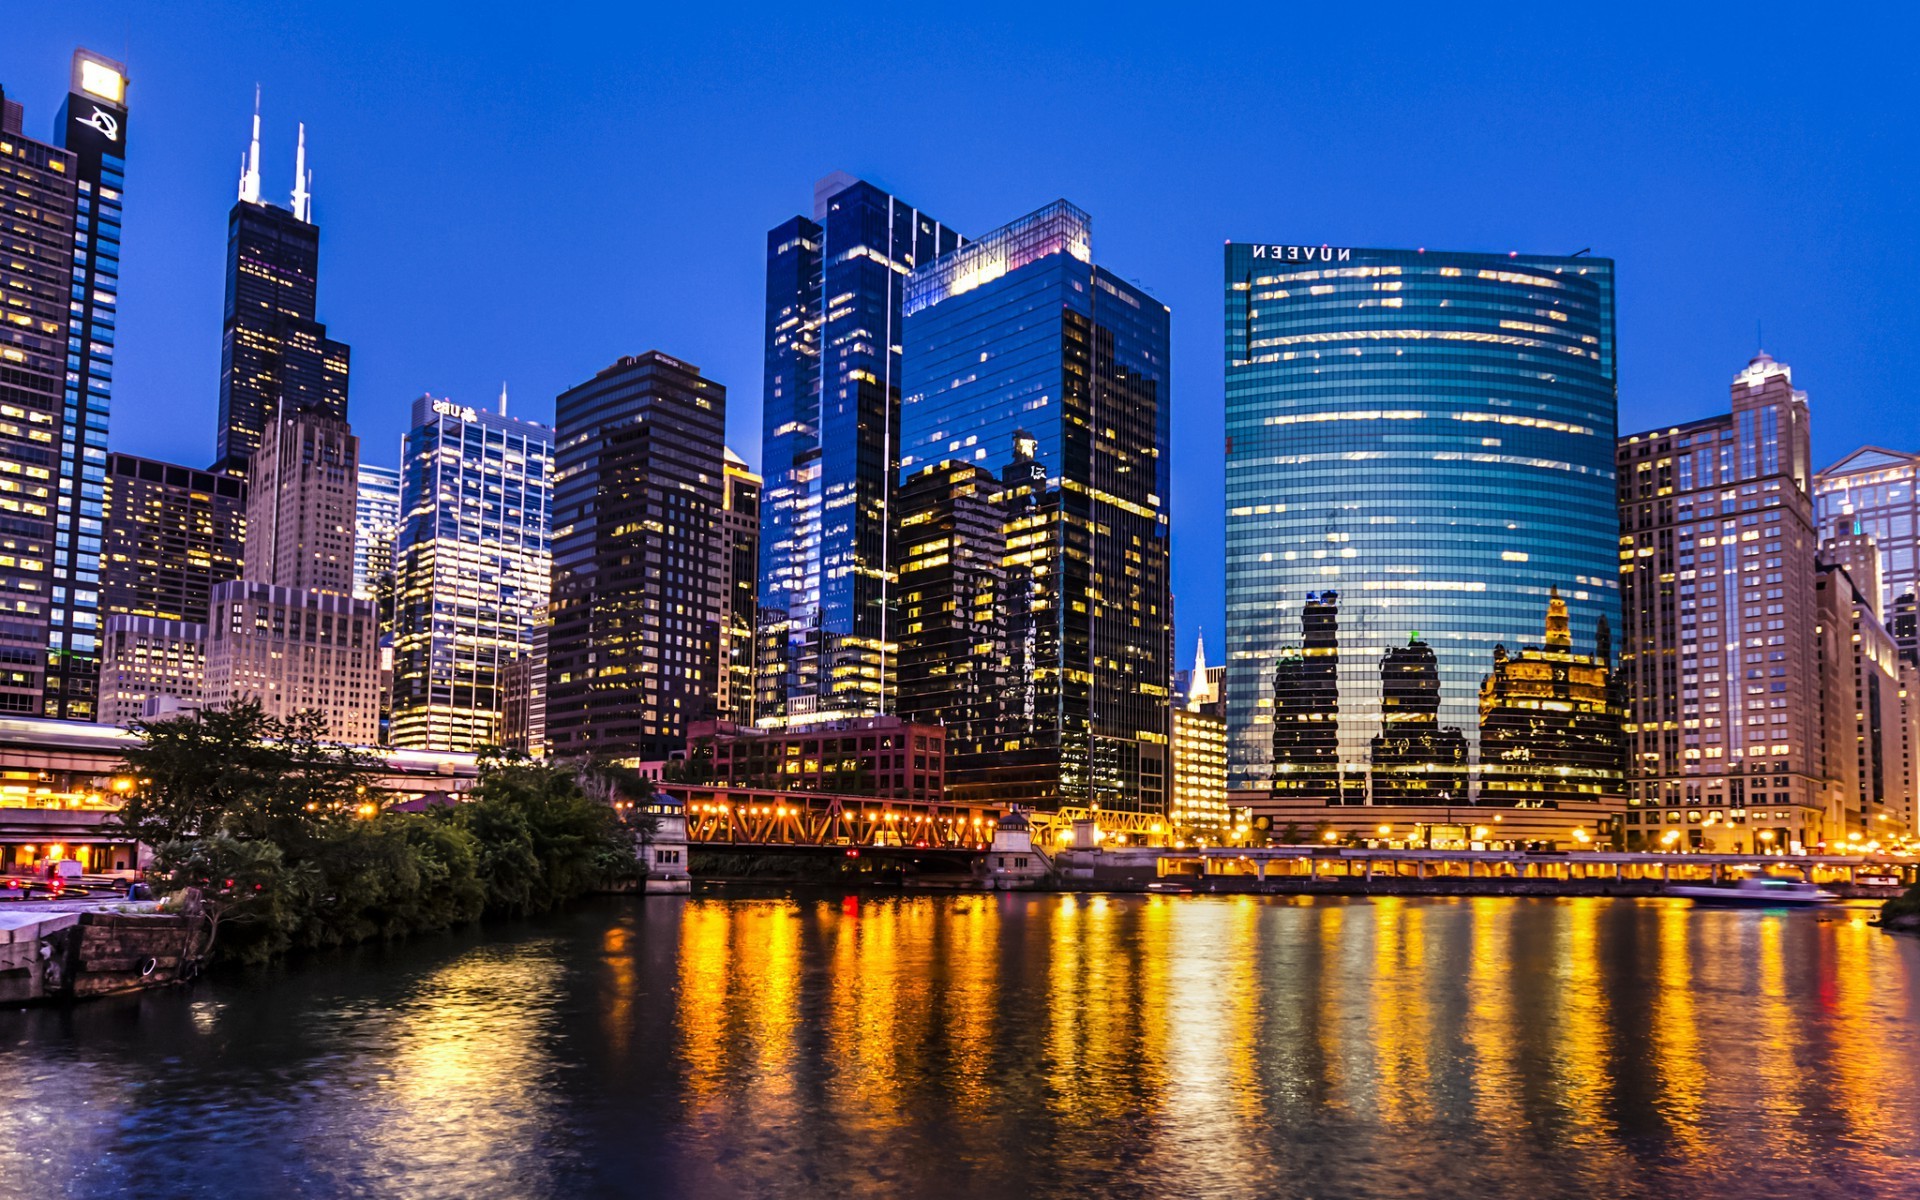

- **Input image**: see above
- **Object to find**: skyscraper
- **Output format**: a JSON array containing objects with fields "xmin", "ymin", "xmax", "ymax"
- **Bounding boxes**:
[
  {"xmin": 353, "ymin": 462, "xmax": 401, "ymax": 602},
  {"xmin": 243, "ymin": 410, "xmax": 358, "ymax": 596},
  {"xmin": 757, "ymin": 174, "xmax": 962, "ymax": 729},
  {"xmin": 1224, "ymin": 243, "xmax": 1620, "ymax": 826},
  {"xmin": 102, "ymin": 452, "xmax": 247, "ymax": 626},
  {"xmin": 390, "ymin": 395, "xmax": 553, "ymax": 752},
  {"xmin": 214, "ymin": 104, "xmax": 348, "ymax": 475},
  {"xmin": 717, "ymin": 449, "xmax": 760, "ymax": 726},
  {"xmin": 1617, "ymin": 353, "xmax": 1843, "ymax": 852},
  {"xmin": 1814, "ymin": 447, "xmax": 1919, "ymax": 618},
  {"xmin": 548, "ymin": 352, "xmax": 727, "ymax": 763},
  {"xmin": 0, "ymin": 49, "xmax": 128, "ymax": 718},
  {"xmin": 898, "ymin": 201, "xmax": 1172, "ymax": 813}
]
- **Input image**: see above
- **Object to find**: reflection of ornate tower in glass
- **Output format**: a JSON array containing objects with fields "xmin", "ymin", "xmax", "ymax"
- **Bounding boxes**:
[
  {"xmin": 1479, "ymin": 587, "xmax": 1626, "ymax": 807},
  {"xmin": 1370, "ymin": 635, "xmax": 1468, "ymax": 799},
  {"xmin": 1271, "ymin": 591, "xmax": 1343, "ymax": 803}
]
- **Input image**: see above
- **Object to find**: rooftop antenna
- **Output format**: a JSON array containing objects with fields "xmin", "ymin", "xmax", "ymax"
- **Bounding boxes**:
[
  {"xmin": 237, "ymin": 85, "xmax": 261, "ymax": 204},
  {"xmin": 290, "ymin": 122, "xmax": 311, "ymax": 222},
  {"xmin": 498, "ymin": 381, "xmax": 508, "ymax": 416}
]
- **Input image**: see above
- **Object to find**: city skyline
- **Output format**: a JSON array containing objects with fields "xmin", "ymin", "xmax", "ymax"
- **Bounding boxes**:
[{"xmin": 6, "ymin": 5, "xmax": 1915, "ymax": 665}]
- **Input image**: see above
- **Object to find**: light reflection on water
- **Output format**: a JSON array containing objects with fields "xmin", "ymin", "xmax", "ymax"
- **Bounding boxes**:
[{"xmin": 1, "ymin": 894, "xmax": 1918, "ymax": 1199}]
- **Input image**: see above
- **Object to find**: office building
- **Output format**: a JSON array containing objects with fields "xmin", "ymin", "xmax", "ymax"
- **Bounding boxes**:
[
  {"xmin": 502, "ymin": 621, "xmax": 547, "ymax": 758},
  {"xmin": 102, "ymin": 453, "xmax": 247, "ymax": 626},
  {"xmin": 96, "ymin": 615, "xmax": 204, "ymax": 727},
  {"xmin": 718, "ymin": 449, "xmax": 760, "ymax": 726},
  {"xmin": 1618, "ymin": 352, "xmax": 1844, "ymax": 852},
  {"xmin": 214, "ymin": 105, "xmax": 348, "ymax": 474},
  {"xmin": 389, "ymin": 395, "xmax": 552, "ymax": 752},
  {"xmin": 684, "ymin": 715, "xmax": 943, "ymax": 801},
  {"xmin": 354, "ymin": 463, "xmax": 401, "ymax": 601},
  {"xmin": 1815, "ymin": 448, "xmax": 1919, "ymax": 619},
  {"xmin": 1822, "ymin": 560, "xmax": 1915, "ymax": 843},
  {"xmin": 243, "ymin": 409, "xmax": 358, "ymax": 595},
  {"xmin": 1171, "ymin": 638, "xmax": 1231, "ymax": 843},
  {"xmin": 893, "ymin": 460, "xmax": 1012, "ymax": 792},
  {"xmin": 899, "ymin": 201, "xmax": 1172, "ymax": 813},
  {"xmin": 757, "ymin": 174, "xmax": 963, "ymax": 728},
  {"xmin": 547, "ymin": 352, "xmax": 726, "ymax": 763},
  {"xmin": 0, "ymin": 50, "xmax": 128, "ymax": 717},
  {"xmin": 203, "ymin": 580, "xmax": 379, "ymax": 743},
  {"xmin": 1223, "ymin": 243, "xmax": 1620, "ymax": 830}
]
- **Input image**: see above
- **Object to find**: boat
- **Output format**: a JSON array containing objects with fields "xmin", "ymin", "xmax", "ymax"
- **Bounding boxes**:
[{"xmin": 1667, "ymin": 877, "xmax": 1836, "ymax": 906}]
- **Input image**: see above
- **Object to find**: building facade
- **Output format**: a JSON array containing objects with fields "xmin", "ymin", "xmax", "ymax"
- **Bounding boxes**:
[
  {"xmin": 1823, "ymin": 561, "xmax": 1914, "ymax": 843},
  {"xmin": 102, "ymin": 453, "xmax": 247, "ymax": 627},
  {"xmin": 0, "ymin": 50, "xmax": 129, "ymax": 718},
  {"xmin": 389, "ymin": 395, "xmax": 552, "ymax": 752},
  {"xmin": 353, "ymin": 462, "xmax": 401, "ymax": 602},
  {"xmin": 756, "ymin": 174, "xmax": 962, "ymax": 729},
  {"xmin": 1618, "ymin": 353, "xmax": 1843, "ymax": 852},
  {"xmin": 899, "ymin": 201, "xmax": 1172, "ymax": 813},
  {"xmin": 685, "ymin": 715, "xmax": 944, "ymax": 802},
  {"xmin": 547, "ymin": 352, "xmax": 726, "ymax": 763},
  {"xmin": 243, "ymin": 409, "xmax": 358, "ymax": 596},
  {"xmin": 1224, "ymin": 244, "xmax": 1620, "ymax": 827},
  {"xmin": 501, "ymin": 621, "xmax": 547, "ymax": 758},
  {"xmin": 718, "ymin": 449, "xmax": 760, "ymax": 726},
  {"xmin": 96, "ymin": 615, "xmax": 205, "ymax": 727},
  {"xmin": 1171, "ymin": 638, "xmax": 1231, "ymax": 843},
  {"xmin": 214, "ymin": 109, "xmax": 347, "ymax": 475},
  {"xmin": 203, "ymin": 580, "xmax": 379, "ymax": 743},
  {"xmin": 1815, "ymin": 447, "xmax": 1919, "ymax": 620}
]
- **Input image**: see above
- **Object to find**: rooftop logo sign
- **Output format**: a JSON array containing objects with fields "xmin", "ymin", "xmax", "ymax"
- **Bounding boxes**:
[{"xmin": 1250, "ymin": 245, "xmax": 1351, "ymax": 262}]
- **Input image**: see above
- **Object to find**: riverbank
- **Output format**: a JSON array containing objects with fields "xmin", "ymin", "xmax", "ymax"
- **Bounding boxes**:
[{"xmin": 0, "ymin": 905, "xmax": 193, "ymax": 1003}]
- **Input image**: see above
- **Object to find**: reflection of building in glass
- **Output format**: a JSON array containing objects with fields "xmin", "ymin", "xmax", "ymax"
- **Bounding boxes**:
[
  {"xmin": 1478, "ymin": 588, "xmax": 1625, "ymax": 807},
  {"xmin": 756, "ymin": 175, "xmax": 963, "ymax": 729},
  {"xmin": 1369, "ymin": 636, "xmax": 1468, "ymax": 800},
  {"xmin": 1270, "ymin": 592, "xmax": 1343, "ymax": 803},
  {"xmin": 900, "ymin": 201, "xmax": 1171, "ymax": 813},
  {"xmin": 1223, "ymin": 243, "xmax": 1618, "ymax": 799},
  {"xmin": 1814, "ymin": 447, "xmax": 1919, "ymax": 618}
]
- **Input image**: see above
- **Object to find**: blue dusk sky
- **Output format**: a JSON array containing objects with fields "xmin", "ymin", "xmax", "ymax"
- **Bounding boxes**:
[{"xmin": 4, "ymin": 2, "xmax": 1917, "ymax": 666}]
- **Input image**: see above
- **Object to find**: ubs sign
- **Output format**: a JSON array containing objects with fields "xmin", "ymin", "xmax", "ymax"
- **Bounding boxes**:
[
  {"xmin": 1250, "ymin": 244, "xmax": 1351, "ymax": 263},
  {"xmin": 432, "ymin": 399, "xmax": 478, "ymax": 422}
]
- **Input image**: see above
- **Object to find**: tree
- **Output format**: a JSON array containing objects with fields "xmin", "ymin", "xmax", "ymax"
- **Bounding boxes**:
[
  {"xmin": 154, "ymin": 834, "xmax": 310, "ymax": 967},
  {"xmin": 113, "ymin": 701, "xmax": 281, "ymax": 846}
]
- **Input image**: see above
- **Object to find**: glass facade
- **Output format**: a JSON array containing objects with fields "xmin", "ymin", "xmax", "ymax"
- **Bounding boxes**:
[
  {"xmin": 43, "ymin": 50, "xmax": 129, "ymax": 719},
  {"xmin": 1815, "ymin": 447, "xmax": 1920, "ymax": 621},
  {"xmin": 899, "ymin": 201, "xmax": 1172, "ymax": 813},
  {"xmin": 390, "ymin": 396, "xmax": 552, "ymax": 752},
  {"xmin": 1223, "ymin": 243, "xmax": 1619, "ymax": 805},
  {"xmin": 354, "ymin": 463, "xmax": 401, "ymax": 602},
  {"xmin": 756, "ymin": 175, "xmax": 961, "ymax": 728}
]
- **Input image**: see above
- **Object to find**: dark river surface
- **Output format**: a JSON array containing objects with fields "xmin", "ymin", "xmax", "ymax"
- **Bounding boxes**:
[{"xmin": 3, "ymin": 891, "xmax": 1919, "ymax": 1199}]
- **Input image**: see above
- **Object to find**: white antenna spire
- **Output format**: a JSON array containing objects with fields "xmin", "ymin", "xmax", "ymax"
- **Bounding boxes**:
[
  {"xmin": 238, "ymin": 85, "xmax": 262, "ymax": 204},
  {"xmin": 290, "ymin": 122, "xmax": 311, "ymax": 222},
  {"xmin": 1187, "ymin": 630, "xmax": 1211, "ymax": 708},
  {"xmin": 498, "ymin": 381, "xmax": 508, "ymax": 416}
]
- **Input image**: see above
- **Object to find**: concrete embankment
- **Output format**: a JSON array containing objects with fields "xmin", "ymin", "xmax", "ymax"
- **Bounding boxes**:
[{"xmin": 1, "ymin": 907, "xmax": 195, "ymax": 1003}]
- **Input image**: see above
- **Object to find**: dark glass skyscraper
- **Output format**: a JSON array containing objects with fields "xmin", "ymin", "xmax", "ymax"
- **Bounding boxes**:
[
  {"xmin": 756, "ymin": 174, "xmax": 961, "ymax": 728},
  {"xmin": 548, "ymin": 352, "xmax": 726, "ymax": 763},
  {"xmin": 214, "ymin": 111, "xmax": 348, "ymax": 475},
  {"xmin": 1224, "ymin": 243, "xmax": 1619, "ymax": 812},
  {"xmin": 898, "ymin": 201, "xmax": 1172, "ymax": 813},
  {"xmin": 0, "ymin": 49, "xmax": 127, "ymax": 718}
]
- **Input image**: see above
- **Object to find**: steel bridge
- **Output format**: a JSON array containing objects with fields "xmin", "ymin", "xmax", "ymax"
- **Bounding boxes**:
[{"xmin": 658, "ymin": 785, "xmax": 1171, "ymax": 852}]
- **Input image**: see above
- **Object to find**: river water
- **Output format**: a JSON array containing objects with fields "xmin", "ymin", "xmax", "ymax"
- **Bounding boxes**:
[{"xmin": 2, "ymin": 891, "xmax": 1918, "ymax": 1199}]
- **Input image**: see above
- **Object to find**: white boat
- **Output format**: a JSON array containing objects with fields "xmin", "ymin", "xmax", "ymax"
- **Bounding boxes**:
[{"xmin": 1667, "ymin": 877, "xmax": 1836, "ymax": 906}]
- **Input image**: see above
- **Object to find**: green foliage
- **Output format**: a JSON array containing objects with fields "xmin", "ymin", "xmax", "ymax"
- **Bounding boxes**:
[
  {"xmin": 1885, "ymin": 881, "xmax": 1920, "ymax": 923},
  {"xmin": 124, "ymin": 712, "xmax": 638, "ymax": 967}
]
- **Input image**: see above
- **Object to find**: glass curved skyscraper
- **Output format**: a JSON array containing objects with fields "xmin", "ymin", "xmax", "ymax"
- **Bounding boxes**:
[{"xmin": 1223, "ymin": 244, "xmax": 1620, "ymax": 810}]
